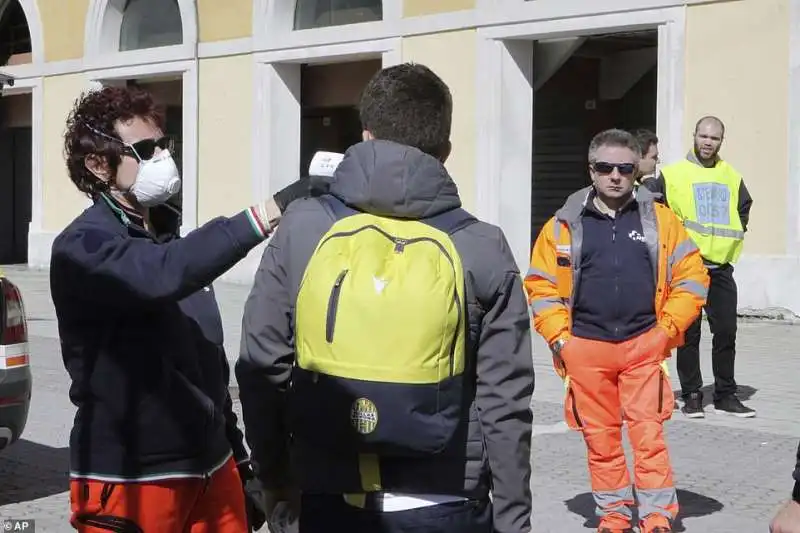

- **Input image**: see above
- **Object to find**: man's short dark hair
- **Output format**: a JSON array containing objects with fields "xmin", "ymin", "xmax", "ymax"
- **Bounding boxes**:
[
  {"xmin": 358, "ymin": 63, "xmax": 452, "ymax": 157},
  {"xmin": 588, "ymin": 129, "xmax": 641, "ymax": 163},
  {"xmin": 633, "ymin": 129, "xmax": 659, "ymax": 155}
]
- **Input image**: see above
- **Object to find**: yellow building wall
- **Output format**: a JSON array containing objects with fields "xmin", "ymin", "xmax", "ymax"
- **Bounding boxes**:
[
  {"xmin": 197, "ymin": 55, "xmax": 253, "ymax": 223},
  {"xmin": 401, "ymin": 30, "xmax": 477, "ymax": 211},
  {"xmin": 197, "ymin": 0, "xmax": 252, "ymax": 42},
  {"xmin": 403, "ymin": 0, "xmax": 475, "ymax": 17},
  {"xmin": 42, "ymin": 74, "xmax": 92, "ymax": 231},
  {"xmin": 39, "ymin": 0, "xmax": 90, "ymax": 61},
  {"xmin": 684, "ymin": 0, "xmax": 789, "ymax": 255}
]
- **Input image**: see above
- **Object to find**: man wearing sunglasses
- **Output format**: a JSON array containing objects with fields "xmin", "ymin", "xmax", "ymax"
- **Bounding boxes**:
[
  {"xmin": 49, "ymin": 85, "xmax": 312, "ymax": 532},
  {"xmin": 525, "ymin": 129, "xmax": 708, "ymax": 533}
]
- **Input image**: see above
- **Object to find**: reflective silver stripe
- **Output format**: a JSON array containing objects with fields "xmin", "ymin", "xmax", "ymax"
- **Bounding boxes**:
[
  {"xmin": 669, "ymin": 238, "xmax": 698, "ymax": 264},
  {"xmin": 683, "ymin": 219, "xmax": 744, "ymax": 240},
  {"xmin": 667, "ymin": 238, "xmax": 699, "ymax": 282},
  {"xmin": 530, "ymin": 297, "xmax": 563, "ymax": 315},
  {"xmin": 673, "ymin": 279, "xmax": 708, "ymax": 299},
  {"xmin": 525, "ymin": 267, "xmax": 556, "ymax": 284},
  {"xmin": 593, "ymin": 487, "xmax": 635, "ymax": 519},
  {"xmin": 637, "ymin": 486, "xmax": 678, "ymax": 520}
]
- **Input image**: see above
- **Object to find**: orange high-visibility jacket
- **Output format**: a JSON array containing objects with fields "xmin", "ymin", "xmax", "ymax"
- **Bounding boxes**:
[{"xmin": 524, "ymin": 186, "xmax": 709, "ymax": 350}]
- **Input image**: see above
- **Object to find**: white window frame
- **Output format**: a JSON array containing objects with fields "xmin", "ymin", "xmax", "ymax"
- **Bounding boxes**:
[
  {"xmin": 474, "ymin": 5, "xmax": 687, "ymax": 270},
  {"xmin": 251, "ymin": 41, "xmax": 401, "ymax": 201},
  {"xmin": 293, "ymin": 0, "xmax": 385, "ymax": 32},
  {"xmin": 117, "ymin": 0, "xmax": 184, "ymax": 53},
  {"xmin": 83, "ymin": 0, "xmax": 199, "ymax": 233},
  {"xmin": 250, "ymin": 0, "xmax": 402, "ymax": 200},
  {"xmin": 84, "ymin": 0, "xmax": 197, "ymax": 68},
  {"xmin": 252, "ymin": 0, "xmax": 402, "ymax": 52},
  {"xmin": 3, "ymin": 77, "xmax": 44, "ymax": 242}
]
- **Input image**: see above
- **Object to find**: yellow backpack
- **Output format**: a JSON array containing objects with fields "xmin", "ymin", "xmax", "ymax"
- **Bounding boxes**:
[{"xmin": 290, "ymin": 195, "xmax": 476, "ymax": 460}]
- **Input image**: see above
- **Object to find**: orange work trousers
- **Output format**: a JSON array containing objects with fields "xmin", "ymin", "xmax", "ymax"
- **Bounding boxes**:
[
  {"xmin": 560, "ymin": 329, "xmax": 679, "ymax": 526},
  {"xmin": 69, "ymin": 457, "xmax": 248, "ymax": 533}
]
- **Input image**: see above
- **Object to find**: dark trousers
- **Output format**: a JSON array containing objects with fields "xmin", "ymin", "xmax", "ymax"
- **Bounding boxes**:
[
  {"xmin": 676, "ymin": 263, "xmax": 738, "ymax": 401},
  {"xmin": 299, "ymin": 494, "xmax": 493, "ymax": 533}
]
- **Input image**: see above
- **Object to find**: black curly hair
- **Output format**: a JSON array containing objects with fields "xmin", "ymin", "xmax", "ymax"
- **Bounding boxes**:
[{"xmin": 63, "ymin": 85, "xmax": 164, "ymax": 197}]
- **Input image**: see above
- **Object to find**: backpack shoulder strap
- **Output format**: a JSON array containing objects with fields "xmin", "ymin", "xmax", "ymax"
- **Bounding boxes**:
[
  {"xmin": 318, "ymin": 194, "xmax": 477, "ymax": 235},
  {"xmin": 422, "ymin": 208, "xmax": 478, "ymax": 235},
  {"xmin": 317, "ymin": 194, "xmax": 359, "ymax": 221}
]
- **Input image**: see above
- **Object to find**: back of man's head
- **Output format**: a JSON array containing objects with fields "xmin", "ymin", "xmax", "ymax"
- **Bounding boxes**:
[{"xmin": 358, "ymin": 63, "xmax": 452, "ymax": 161}]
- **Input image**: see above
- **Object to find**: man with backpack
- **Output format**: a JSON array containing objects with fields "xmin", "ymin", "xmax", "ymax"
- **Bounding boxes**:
[{"xmin": 236, "ymin": 63, "xmax": 535, "ymax": 533}]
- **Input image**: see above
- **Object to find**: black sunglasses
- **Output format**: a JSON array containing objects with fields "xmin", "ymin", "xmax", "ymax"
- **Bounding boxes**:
[
  {"xmin": 592, "ymin": 161, "xmax": 636, "ymax": 176},
  {"xmin": 86, "ymin": 124, "xmax": 174, "ymax": 161},
  {"xmin": 123, "ymin": 136, "xmax": 174, "ymax": 161}
]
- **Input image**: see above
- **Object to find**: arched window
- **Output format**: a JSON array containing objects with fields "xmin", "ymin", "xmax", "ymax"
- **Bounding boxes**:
[
  {"xmin": 294, "ymin": 0, "xmax": 382, "ymax": 30},
  {"xmin": 0, "ymin": 1, "xmax": 31, "ymax": 65},
  {"xmin": 119, "ymin": 0, "xmax": 182, "ymax": 51}
]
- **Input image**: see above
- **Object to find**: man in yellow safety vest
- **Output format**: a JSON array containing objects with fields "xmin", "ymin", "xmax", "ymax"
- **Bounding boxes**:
[{"xmin": 643, "ymin": 116, "xmax": 755, "ymax": 419}]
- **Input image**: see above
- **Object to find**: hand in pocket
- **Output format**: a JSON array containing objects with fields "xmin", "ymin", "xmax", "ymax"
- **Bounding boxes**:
[
  {"xmin": 553, "ymin": 353, "xmax": 567, "ymax": 379},
  {"xmin": 553, "ymin": 337, "xmax": 576, "ymax": 379},
  {"xmin": 640, "ymin": 327, "xmax": 669, "ymax": 359}
]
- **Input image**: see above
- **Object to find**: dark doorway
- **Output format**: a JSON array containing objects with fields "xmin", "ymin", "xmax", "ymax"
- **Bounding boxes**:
[
  {"xmin": 0, "ymin": 94, "xmax": 32, "ymax": 263},
  {"xmin": 299, "ymin": 59, "xmax": 381, "ymax": 175},
  {"xmin": 0, "ymin": 1, "xmax": 34, "ymax": 263},
  {"xmin": 300, "ymin": 106, "xmax": 362, "ymax": 175},
  {"xmin": 531, "ymin": 30, "xmax": 658, "ymax": 240}
]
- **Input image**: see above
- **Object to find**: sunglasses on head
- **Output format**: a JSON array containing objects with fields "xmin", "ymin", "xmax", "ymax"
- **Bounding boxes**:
[
  {"xmin": 592, "ymin": 161, "xmax": 636, "ymax": 176},
  {"xmin": 86, "ymin": 124, "xmax": 174, "ymax": 161}
]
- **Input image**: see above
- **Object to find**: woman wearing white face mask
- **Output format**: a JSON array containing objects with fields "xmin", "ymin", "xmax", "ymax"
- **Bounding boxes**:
[{"xmin": 50, "ymin": 85, "xmax": 309, "ymax": 533}]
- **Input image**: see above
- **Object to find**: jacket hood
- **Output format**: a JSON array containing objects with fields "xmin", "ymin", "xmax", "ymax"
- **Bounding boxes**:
[
  {"xmin": 555, "ymin": 185, "xmax": 659, "ymax": 224},
  {"xmin": 328, "ymin": 140, "xmax": 462, "ymax": 219}
]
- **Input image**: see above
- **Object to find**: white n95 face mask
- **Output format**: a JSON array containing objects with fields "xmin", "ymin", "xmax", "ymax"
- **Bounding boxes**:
[{"xmin": 130, "ymin": 150, "xmax": 182, "ymax": 207}]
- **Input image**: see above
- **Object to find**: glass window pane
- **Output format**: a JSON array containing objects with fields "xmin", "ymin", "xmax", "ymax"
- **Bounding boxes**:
[
  {"xmin": 119, "ymin": 0, "xmax": 183, "ymax": 51},
  {"xmin": 0, "ymin": 1, "xmax": 31, "ymax": 65},
  {"xmin": 294, "ymin": 0, "xmax": 382, "ymax": 30}
]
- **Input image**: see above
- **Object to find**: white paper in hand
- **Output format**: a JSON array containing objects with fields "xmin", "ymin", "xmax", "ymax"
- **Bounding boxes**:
[{"xmin": 308, "ymin": 151, "xmax": 344, "ymax": 177}]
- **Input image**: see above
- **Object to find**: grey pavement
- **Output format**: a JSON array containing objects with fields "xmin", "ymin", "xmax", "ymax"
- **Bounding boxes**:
[{"xmin": 0, "ymin": 265, "xmax": 797, "ymax": 532}]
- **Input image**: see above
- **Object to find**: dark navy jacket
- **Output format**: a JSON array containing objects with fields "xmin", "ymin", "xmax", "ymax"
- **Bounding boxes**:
[
  {"xmin": 571, "ymin": 194, "xmax": 657, "ymax": 342},
  {"xmin": 50, "ymin": 195, "xmax": 266, "ymax": 480}
]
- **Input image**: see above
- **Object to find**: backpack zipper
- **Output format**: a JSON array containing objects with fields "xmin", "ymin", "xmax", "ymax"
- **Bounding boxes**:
[{"xmin": 326, "ymin": 269, "xmax": 349, "ymax": 343}]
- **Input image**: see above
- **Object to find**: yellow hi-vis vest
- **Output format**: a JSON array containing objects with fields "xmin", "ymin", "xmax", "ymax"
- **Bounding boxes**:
[{"xmin": 661, "ymin": 159, "xmax": 745, "ymax": 264}]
